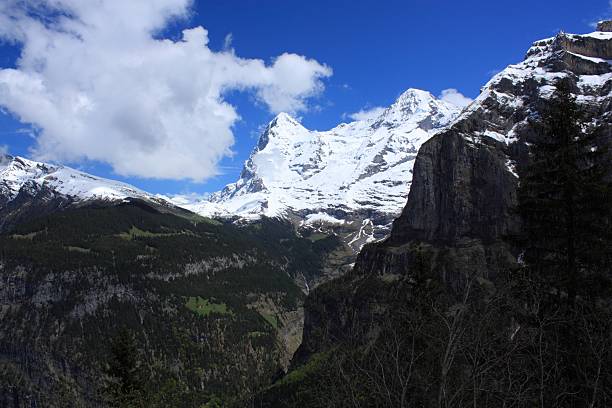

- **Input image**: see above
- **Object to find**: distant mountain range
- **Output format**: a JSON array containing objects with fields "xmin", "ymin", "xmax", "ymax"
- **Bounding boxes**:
[
  {"xmin": 0, "ymin": 89, "xmax": 462, "ymax": 251},
  {"xmin": 179, "ymin": 89, "xmax": 461, "ymax": 248},
  {"xmin": 3, "ymin": 26, "xmax": 610, "ymax": 254},
  {"xmin": 0, "ymin": 154, "xmax": 162, "ymax": 204},
  {"xmin": 183, "ymin": 89, "xmax": 459, "ymax": 218}
]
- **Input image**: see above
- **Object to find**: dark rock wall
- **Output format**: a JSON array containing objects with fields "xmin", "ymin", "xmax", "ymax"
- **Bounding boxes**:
[
  {"xmin": 389, "ymin": 133, "xmax": 518, "ymax": 246},
  {"xmin": 295, "ymin": 29, "xmax": 612, "ymax": 363}
]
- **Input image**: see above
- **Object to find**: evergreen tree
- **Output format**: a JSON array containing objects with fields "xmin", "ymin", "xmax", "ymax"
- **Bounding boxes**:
[
  {"xmin": 517, "ymin": 79, "xmax": 612, "ymax": 302},
  {"xmin": 515, "ymin": 79, "xmax": 612, "ymax": 407},
  {"xmin": 104, "ymin": 328, "xmax": 146, "ymax": 408}
]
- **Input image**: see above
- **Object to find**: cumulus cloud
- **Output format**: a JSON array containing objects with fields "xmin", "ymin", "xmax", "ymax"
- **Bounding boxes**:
[
  {"xmin": 160, "ymin": 192, "xmax": 209, "ymax": 205},
  {"xmin": 346, "ymin": 106, "xmax": 386, "ymax": 122},
  {"xmin": 0, "ymin": 0, "xmax": 332, "ymax": 181},
  {"xmin": 438, "ymin": 88, "xmax": 473, "ymax": 108}
]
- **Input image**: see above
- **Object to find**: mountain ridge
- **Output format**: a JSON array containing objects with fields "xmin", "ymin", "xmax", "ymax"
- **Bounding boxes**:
[
  {"xmin": 0, "ymin": 154, "xmax": 168, "ymax": 206},
  {"xmin": 1, "ymin": 87, "xmax": 463, "ymax": 243},
  {"xmin": 179, "ymin": 88, "xmax": 463, "ymax": 251},
  {"xmin": 0, "ymin": 89, "xmax": 462, "ymax": 285}
]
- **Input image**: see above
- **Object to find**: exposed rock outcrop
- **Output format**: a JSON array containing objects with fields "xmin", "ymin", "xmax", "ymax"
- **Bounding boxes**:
[
  {"xmin": 297, "ymin": 27, "xmax": 612, "ymax": 360},
  {"xmin": 597, "ymin": 20, "xmax": 612, "ymax": 33}
]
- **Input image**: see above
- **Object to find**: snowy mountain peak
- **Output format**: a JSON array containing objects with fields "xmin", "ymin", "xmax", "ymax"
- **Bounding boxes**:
[
  {"xmin": 256, "ymin": 112, "xmax": 306, "ymax": 151},
  {"xmin": 394, "ymin": 88, "xmax": 436, "ymax": 109},
  {"xmin": 0, "ymin": 154, "xmax": 167, "ymax": 206},
  {"xmin": 270, "ymin": 112, "xmax": 301, "ymax": 127},
  {"xmin": 372, "ymin": 88, "xmax": 460, "ymax": 131},
  {"xmin": 448, "ymin": 27, "xmax": 612, "ymax": 148},
  {"xmin": 179, "ymin": 87, "xmax": 462, "ymax": 247}
]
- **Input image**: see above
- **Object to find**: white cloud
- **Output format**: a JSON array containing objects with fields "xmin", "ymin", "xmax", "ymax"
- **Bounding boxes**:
[
  {"xmin": 160, "ymin": 192, "xmax": 209, "ymax": 206},
  {"xmin": 223, "ymin": 33, "xmax": 233, "ymax": 50},
  {"xmin": 0, "ymin": 145, "xmax": 10, "ymax": 168},
  {"xmin": 438, "ymin": 88, "xmax": 473, "ymax": 108},
  {"xmin": 0, "ymin": 0, "xmax": 332, "ymax": 181},
  {"xmin": 346, "ymin": 106, "xmax": 386, "ymax": 122}
]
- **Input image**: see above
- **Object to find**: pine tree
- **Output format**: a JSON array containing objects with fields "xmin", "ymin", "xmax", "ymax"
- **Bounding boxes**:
[
  {"xmin": 517, "ymin": 79, "xmax": 612, "ymax": 302},
  {"xmin": 513, "ymin": 80, "xmax": 612, "ymax": 407},
  {"xmin": 104, "ymin": 328, "xmax": 146, "ymax": 408}
]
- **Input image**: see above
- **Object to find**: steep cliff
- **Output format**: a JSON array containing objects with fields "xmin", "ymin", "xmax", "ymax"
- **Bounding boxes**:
[{"xmin": 295, "ymin": 24, "xmax": 612, "ymax": 367}]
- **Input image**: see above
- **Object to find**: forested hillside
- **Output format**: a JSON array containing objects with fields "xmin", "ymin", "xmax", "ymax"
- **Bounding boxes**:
[{"xmin": 0, "ymin": 200, "xmax": 339, "ymax": 407}]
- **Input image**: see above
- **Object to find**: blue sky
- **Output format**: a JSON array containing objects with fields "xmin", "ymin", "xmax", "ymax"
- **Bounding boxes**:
[{"xmin": 0, "ymin": 0, "xmax": 610, "ymax": 196}]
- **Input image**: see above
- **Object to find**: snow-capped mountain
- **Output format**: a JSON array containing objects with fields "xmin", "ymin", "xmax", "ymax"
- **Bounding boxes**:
[
  {"xmin": 182, "ymin": 89, "xmax": 461, "ymax": 247},
  {"xmin": 453, "ymin": 28, "xmax": 612, "ymax": 149},
  {"xmin": 387, "ymin": 24, "xmax": 612, "ymax": 248},
  {"xmin": 0, "ymin": 154, "xmax": 167, "ymax": 207}
]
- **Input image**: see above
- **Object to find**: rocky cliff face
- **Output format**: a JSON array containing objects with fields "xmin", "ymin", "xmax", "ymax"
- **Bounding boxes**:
[
  {"xmin": 599, "ymin": 20, "xmax": 612, "ymax": 32},
  {"xmin": 386, "ymin": 27, "xmax": 612, "ymax": 269},
  {"xmin": 297, "ymin": 24, "xmax": 612, "ymax": 360}
]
